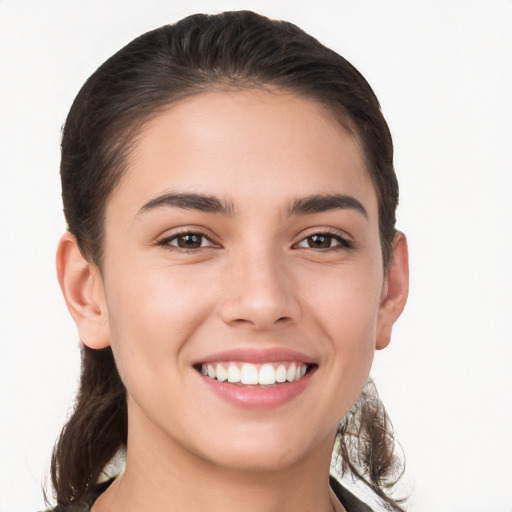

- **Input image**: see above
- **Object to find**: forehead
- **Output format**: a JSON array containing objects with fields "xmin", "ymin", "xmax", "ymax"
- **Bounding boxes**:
[{"xmin": 109, "ymin": 89, "xmax": 377, "ymax": 219}]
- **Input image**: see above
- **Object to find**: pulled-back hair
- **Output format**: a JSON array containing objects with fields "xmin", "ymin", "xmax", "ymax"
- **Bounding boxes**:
[{"xmin": 52, "ymin": 10, "xmax": 404, "ymax": 511}]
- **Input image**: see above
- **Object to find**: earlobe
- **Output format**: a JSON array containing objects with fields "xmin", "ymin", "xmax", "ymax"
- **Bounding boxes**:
[
  {"xmin": 376, "ymin": 231, "xmax": 409, "ymax": 350},
  {"xmin": 56, "ymin": 232, "xmax": 111, "ymax": 349}
]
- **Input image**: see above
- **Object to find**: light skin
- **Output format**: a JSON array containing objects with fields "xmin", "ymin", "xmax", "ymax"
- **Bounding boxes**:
[{"xmin": 57, "ymin": 89, "xmax": 408, "ymax": 512}]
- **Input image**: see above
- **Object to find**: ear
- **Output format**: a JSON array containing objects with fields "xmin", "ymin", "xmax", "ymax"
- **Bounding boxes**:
[
  {"xmin": 376, "ymin": 231, "xmax": 409, "ymax": 350},
  {"xmin": 56, "ymin": 232, "xmax": 111, "ymax": 349}
]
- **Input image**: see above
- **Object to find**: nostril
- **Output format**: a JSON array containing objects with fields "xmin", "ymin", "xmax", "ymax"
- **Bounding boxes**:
[{"xmin": 233, "ymin": 318, "xmax": 253, "ymax": 325}]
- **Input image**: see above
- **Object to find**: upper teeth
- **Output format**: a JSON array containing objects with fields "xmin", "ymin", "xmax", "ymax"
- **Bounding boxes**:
[{"xmin": 200, "ymin": 362, "xmax": 307, "ymax": 385}]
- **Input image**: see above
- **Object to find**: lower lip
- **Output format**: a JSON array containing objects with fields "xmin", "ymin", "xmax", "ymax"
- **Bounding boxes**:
[{"xmin": 199, "ymin": 370, "xmax": 314, "ymax": 409}]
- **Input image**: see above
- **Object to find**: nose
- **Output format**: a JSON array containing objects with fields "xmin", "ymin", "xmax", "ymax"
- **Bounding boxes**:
[{"xmin": 218, "ymin": 249, "xmax": 301, "ymax": 330}]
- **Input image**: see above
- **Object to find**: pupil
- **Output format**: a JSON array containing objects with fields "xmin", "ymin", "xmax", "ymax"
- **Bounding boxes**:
[
  {"xmin": 178, "ymin": 234, "xmax": 201, "ymax": 248},
  {"xmin": 309, "ymin": 235, "xmax": 331, "ymax": 248}
]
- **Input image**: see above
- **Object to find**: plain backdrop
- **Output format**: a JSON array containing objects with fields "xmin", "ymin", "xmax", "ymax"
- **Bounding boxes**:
[{"xmin": 1, "ymin": 1, "xmax": 511, "ymax": 511}]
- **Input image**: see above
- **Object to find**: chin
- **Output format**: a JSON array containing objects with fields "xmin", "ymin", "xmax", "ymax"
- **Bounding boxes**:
[
  {"xmin": 205, "ymin": 446, "xmax": 305, "ymax": 473},
  {"xmin": 189, "ymin": 423, "xmax": 335, "ymax": 474}
]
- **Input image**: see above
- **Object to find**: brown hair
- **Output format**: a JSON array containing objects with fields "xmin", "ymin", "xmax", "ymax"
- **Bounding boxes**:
[{"xmin": 52, "ymin": 10, "xmax": 404, "ymax": 511}]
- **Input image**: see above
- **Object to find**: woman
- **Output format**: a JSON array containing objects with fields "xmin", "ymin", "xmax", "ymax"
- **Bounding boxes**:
[{"xmin": 51, "ymin": 10, "xmax": 408, "ymax": 512}]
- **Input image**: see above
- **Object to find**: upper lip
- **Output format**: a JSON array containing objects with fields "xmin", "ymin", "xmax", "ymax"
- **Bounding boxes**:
[{"xmin": 194, "ymin": 347, "xmax": 316, "ymax": 365}]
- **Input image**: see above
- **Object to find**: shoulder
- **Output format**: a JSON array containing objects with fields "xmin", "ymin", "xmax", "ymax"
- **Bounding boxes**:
[
  {"xmin": 43, "ymin": 476, "xmax": 370, "ymax": 512},
  {"xmin": 41, "ymin": 504, "xmax": 91, "ymax": 512},
  {"xmin": 330, "ymin": 475, "xmax": 374, "ymax": 512},
  {"xmin": 40, "ymin": 480, "xmax": 114, "ymax": 512}
]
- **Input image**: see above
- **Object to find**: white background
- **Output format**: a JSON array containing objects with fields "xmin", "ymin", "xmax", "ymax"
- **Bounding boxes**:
[{"xmin": 1, "ymin": 1, "xmax": 511, "ymax": 511}]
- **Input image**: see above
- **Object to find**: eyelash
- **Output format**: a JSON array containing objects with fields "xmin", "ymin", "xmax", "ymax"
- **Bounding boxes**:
[
  {"xmin": 157, "ymin": 229, "xmax": 354, "ymax": 253},
  {"xmin": 294, "ymin": 231, "xmax": 354, "ymax": 251},
  {"xmin": 156, "ymin": 230, "xmax": 219, "ymax": 252}
]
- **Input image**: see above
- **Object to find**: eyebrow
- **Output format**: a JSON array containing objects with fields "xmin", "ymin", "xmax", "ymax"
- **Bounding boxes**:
[
  {"xmin": 286, "ymin": 194, "xmax": 368, "ymax": 218},
  {"xmin": 138, "ymin": 192, "xmax": 236, "ymax": 216},
  {"xmin": 137, "ymin": 192, "xmax": 367, "ymax": 219}
]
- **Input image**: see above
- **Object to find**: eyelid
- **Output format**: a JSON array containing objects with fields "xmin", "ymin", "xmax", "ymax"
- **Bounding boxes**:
[
  {"xmin": 156, "ymin": 227, "xmax": 221, "ymax": 250},
  {"xmin": 293, "ymin": 228, "xmax": 355, "ymax": 250}
]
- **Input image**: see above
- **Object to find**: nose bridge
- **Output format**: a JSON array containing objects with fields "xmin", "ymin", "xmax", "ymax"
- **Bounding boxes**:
[{"xmin": 219, "ymin": 243, "xmax": 299, "ymax": 328}]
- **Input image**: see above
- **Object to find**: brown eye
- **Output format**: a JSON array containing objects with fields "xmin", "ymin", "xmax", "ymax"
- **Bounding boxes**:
[
  {"xmin": 306, "ymin": 235, "xmax": 333, "ymax": 248},
  {"xmin": 161, "ymin": 232, "xmax": 216, "ymax": 250},
  {"xmin": 296, "ymin": 232, "xmax": 352, "ymax": 250},
  {"xmin": 176, "ymin": 234, "xmax": 203, "ymax": 248}
]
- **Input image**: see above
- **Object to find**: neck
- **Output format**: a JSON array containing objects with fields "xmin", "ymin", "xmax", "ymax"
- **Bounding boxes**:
[{"xmin": 94, "ymin": 410, "xmax": 340, "ymax": 512}]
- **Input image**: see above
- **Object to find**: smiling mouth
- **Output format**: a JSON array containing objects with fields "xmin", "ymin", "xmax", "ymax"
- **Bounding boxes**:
[{"xmin": 197, "ymin": 361, "xmax": 315, "ymax": 386}]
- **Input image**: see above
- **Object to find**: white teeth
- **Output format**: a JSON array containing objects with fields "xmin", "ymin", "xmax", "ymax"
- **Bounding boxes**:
[
  {"xmin": 227, "ymin": 365, "xmax": 241, "ymax": 383},
  {"xmin": 286, "ymin": 363, "xmax": 297, "ymax": 382},
  {"xmin": 216, "ymin": 364, "xmax": 228, "ymax": 382},
  {"xmin": 200, "ymin": 362, "xmax": 308, "ymax": 386},
  {"xmin": 259, "ymin": 364, "xmax": 276, "ymax": 385},
  {"xmin": 240, "ymin": 363, "xmax": 259, "ymax": 385},
  {"xmin": 275, "ymin": 364, "xmax": 287, "ymax": 383}
]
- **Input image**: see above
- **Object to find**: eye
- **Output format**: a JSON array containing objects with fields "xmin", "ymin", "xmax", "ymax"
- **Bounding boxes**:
[
  {"xmin": 296, "ymin": 233, "xmax": 352, "ymax": 250},
  {"xmin": 158, "ymin": 232, "xmax": 217, "ymax": 250}
]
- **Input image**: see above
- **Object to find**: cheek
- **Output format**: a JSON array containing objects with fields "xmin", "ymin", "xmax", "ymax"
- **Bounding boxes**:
[
  {"xmin": 307, "ymin": 264, "xmax": 382, "ymax": 341},
  {"xmin": 303, "ymin": 261, "xmax": 383, "ymax": 390},
  {"xmin": 103, "ymin": 262, "xmax": 214, "ymax": 386}
]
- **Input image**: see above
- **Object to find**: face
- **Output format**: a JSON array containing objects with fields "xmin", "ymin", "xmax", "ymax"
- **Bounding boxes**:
[{"xmin": 97, "ymin": 89, "xmax": 391, "ymax": 472}]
